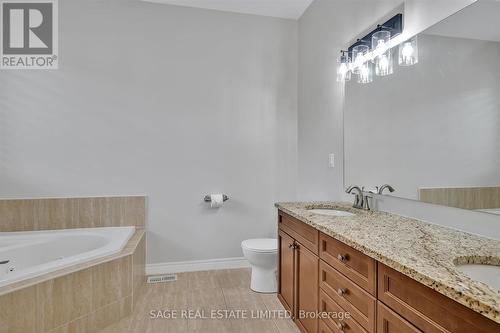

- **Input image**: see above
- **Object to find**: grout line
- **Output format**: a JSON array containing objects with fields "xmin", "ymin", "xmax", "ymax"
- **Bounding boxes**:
[{"xmin": 219, "ymin": 278, "xmax": 237, "ymax": 333}]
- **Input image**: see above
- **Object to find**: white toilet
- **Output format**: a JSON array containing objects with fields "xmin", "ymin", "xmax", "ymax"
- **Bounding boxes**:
[{"xmin": 241, "ymin": 238, "xmax": 278, "ymax": 293}]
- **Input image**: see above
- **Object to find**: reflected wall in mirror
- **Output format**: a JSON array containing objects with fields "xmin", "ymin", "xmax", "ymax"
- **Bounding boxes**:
[{"xmin": 344, "ymin": 0, "xmax": 500, "ymax": 215}]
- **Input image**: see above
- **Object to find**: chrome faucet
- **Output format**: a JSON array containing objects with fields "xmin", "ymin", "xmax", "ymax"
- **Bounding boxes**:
[
  {"xmin": 0, "ymin": 260, "xmax": 9, "ymax": 265},
  {"xmin": 345, "ymin": 186, "xmax": 364, "ymax": 209},
  {"xmin": 378, "ymin": 184, "xmax": 395, "ymax": 195}
]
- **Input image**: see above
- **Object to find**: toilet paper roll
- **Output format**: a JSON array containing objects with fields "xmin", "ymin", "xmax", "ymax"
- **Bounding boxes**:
[{"xmin": 210, "ymin": 194, "xmax": 224, "ymax": 208}]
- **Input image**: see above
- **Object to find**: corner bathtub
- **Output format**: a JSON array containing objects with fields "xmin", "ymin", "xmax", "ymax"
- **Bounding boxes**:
[{"xmin": 0, "ymin": 226, "xmax": 135, "ymax": 288}]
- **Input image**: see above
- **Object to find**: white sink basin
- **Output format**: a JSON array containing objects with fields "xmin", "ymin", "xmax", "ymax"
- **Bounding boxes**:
[
  {"xmin": 455, "ymin": 264, "xmax": 500, "ymax": 290},
  {"xmin": 308, "ymin": 209, "xmax": 356, "ymax": 217}
]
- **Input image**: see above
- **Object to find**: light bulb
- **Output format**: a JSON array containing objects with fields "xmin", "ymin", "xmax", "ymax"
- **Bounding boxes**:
[
  {"xmin": 379, "ymin": 55, "xmax": 389, "ymax": 71},
  {"xmin": 339, "ymin": 63, "xmax": 348, "ymax": 75},
  {"xmin": 375, "ymin": 40, "xmax": 388, "ymax": 55},
  {"xmin": 375, "ymin": 52, "xmax": 393, "ymax": 76},
  {"xmin": 360, "ymin": 66, "xmax": 369, "ymax": 79},
  {"xmin": 354, "ymin": 54, "xmax": 364, "ymax": 68},
  {"xmin": 357, "ymin": 63, "xmax": 373, "ymax": 84},
  {"xmin": 401, "ymin": 42, "xmax": 414, "ymax": 60},
  {"xmin": 399, "ymin": 37, "xmax": 418, "ymax": 66},
  {"xmin": 337, "ymin": 63, "xmax": 348, "ymax": 82},
  {"xmin": 336, "ymin": 52, "xmax": 351, "ymax": 82}
]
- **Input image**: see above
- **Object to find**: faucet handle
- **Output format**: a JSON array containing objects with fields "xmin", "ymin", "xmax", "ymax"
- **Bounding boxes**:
[{"xmin": 360, "ymin": 187, "xmax": 376, "ymax": 211}]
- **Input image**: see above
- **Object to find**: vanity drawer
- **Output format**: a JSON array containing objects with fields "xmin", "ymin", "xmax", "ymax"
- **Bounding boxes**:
[
  {"xmin": 319, "ymin": 233, "xmax": 377, "ymax": 295},
  {"xmin": 320, "ymin": 260, "xmax": 376, "ymax": 333},
  {"xmin": 377, "ymin": 301, "xmax": 422, "ymax": 333},
  {"xmin": 278, "ymin": 211, "xmax": 319, "ymax": 254},
  {"xmin": 320, "ymin": 289, "xmax": 368, "ymax": 333},
  {"xmin": 378, "ymin": 263, "xmax": 500, "ymax": 333}
]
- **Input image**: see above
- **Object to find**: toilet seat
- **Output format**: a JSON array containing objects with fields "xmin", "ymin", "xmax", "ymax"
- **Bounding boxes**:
[{"xmin": 241, "ymin": 238, "xmax": 277, "ymax": 253}]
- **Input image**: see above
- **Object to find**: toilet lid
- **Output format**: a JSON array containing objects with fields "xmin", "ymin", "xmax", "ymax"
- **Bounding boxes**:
[{"xmin": 242, "ymin": 238, "xmax": 277, "ymax": 253}]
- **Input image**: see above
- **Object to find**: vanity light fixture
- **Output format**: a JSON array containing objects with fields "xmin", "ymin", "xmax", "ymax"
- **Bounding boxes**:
[
  {"xmin": 337, "ymin": 13, "xmax": 415, "ymax": 84},
  {"xmin": 336, "ymin": 51, "xmax": 351, "ymax": 82},
  {"xmin": 399, "ymin": 36, "xmax": 418, "ymax": 66}
]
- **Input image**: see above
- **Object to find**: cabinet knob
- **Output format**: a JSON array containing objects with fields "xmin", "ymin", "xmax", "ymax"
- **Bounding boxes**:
[
  {"xmin": 337, "ymin": 254, "xmax": 348, "ymax": 262},
  {"xmin": 288, "ymin": 244, "xmax": 294, "ymax": 249},
  {"xmin": 337, "ymin": 288, "xmax": 347, "ymax": 296},
  {"xmin": 337, "ymin": 322, "xmax": 346, "ymax": 331}
]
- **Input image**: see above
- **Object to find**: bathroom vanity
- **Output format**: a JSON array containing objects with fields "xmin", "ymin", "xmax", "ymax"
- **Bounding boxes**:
[{"xmin": 276, "ymin": 203, "xmax": 500, "ymax": 333}]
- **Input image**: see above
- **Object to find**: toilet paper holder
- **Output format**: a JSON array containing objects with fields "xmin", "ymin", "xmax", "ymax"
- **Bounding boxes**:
[{"xmin": 204, "ymin": 194, "xmax": 229, "ymax": 202}]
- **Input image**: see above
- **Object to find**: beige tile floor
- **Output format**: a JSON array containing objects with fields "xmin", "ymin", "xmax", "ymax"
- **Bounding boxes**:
[{"xmin": 98, "ymin": 268, "xmax": 300, "ymax": 333}]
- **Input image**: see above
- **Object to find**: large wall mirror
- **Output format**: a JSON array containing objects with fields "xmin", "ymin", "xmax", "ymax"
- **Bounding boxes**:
[{"xmin": 344, "ymin": 0, "xmax": 500, "ymax": 215}]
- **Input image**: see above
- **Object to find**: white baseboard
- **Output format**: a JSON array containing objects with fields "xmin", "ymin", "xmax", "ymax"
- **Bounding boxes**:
[{"xmin": 146, "ymin": 257, "xmax": 250, "ymax": 275}]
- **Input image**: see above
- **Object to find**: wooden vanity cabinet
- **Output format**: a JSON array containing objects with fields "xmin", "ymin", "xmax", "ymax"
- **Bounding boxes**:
[
  {"xmin": 278, "ymin": 212, "xmax": 319, "ymax": 333},
  {"xmin": 277, "ymin": 210, "xmax": 500, "ymax": 333}
]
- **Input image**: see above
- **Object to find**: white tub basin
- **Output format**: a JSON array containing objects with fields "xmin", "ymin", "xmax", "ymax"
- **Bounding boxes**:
[
  {"xmin": 455, "ymin": 264, "xmax": 500, "ymax": 290},
  {"xmin": 308, "ymin": 209, "xmax": 356, "ymax": 217},
  {"xmin": 0, "ymin": 226, "xmax": 135, "ymax": 288}
]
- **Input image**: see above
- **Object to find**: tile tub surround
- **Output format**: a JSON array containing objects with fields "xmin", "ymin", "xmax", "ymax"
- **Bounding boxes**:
[
  {"xmin": 0, "ymin": 231, "xmax": 145, "ymax": 333},
  {"xmin": 0, "ymin": 196, "xmax": 146, "ymax": 232},
  {"xmin": 419, "ymin": 186, "xmax": 500, "ymax": 210},
  {"xmin": 275, "ymin": 202, "xmax": 500, "ymax": 324}
]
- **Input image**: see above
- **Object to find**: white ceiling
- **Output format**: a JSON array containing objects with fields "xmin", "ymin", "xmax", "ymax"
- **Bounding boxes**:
[
  {"xmin": 141, "ymin": 0, "xmax": 314, "ymax": 19},
  {"xmin": 424, "ymin": 0, "xmax": 500, "ymax": 42}
]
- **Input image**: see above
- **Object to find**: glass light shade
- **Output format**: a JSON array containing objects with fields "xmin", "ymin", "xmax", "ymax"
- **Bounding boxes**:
[
  {"xmin": 372, "ymin": 30, "xmax": 393, "ymax": 76},
  {"xmin": 357, "ymin": 61, "xmax": 373, "ymax": 84},
  {"xmin": 399, "ymin": 36, "xmax": 418, "ymax": 66},
  {"xmin": 336, "ymin": 53, "xmax": 351, "ymax": 82},
  {"xmin": 351, "ymin": 44, "xmax": 369, "ymax": 74}
]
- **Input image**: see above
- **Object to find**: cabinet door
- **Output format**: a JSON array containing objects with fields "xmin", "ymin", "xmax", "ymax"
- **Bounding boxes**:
[
  {"xmin": 377, "ymin": 302, "xmax": 422, "ymax": 333},
  {"xmin": 278, "ymin": 229, "xmax": 295, "ymax": 314},
  {"xmin": 295, "ymin": 242, "xmax": 319, "ymax": 333}
]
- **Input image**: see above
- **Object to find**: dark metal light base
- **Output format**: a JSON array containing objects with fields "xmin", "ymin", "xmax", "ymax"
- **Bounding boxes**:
[{"xmin": 347, "ymin": 13, "xmax": 403, "ymax": 58}]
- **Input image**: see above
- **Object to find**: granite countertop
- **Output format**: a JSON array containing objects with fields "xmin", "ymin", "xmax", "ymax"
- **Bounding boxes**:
[{"xmin": 275, "ymin": 202, "xmax": 500, "ymax": 324}]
